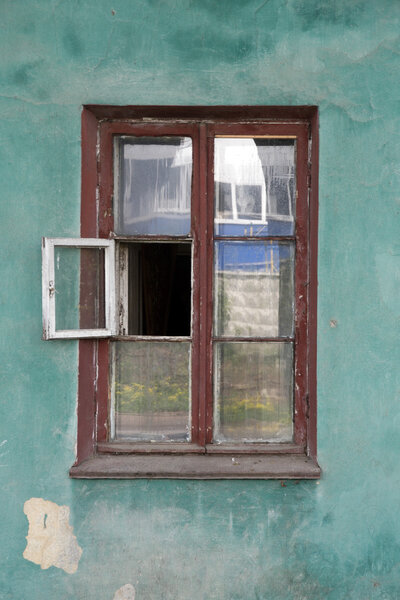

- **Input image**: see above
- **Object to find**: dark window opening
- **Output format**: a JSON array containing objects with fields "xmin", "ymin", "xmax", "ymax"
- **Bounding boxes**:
[{"xmin": 125, "ymin": 242, "xmax": 191, "ymax": 336}]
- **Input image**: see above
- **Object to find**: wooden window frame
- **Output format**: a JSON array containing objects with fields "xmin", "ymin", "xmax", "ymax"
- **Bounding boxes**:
[
  {"xmin": 69, "ymin": 105, "xmax": 320, "ymax": 479},
  {"xmin": 42, "ymin": 237, "xmax": 116, "ymax": 340}
]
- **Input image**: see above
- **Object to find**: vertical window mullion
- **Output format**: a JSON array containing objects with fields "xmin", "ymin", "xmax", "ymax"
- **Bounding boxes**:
[
  {"xmin": 189, "ymin": 125, "xmax": 201, "ymax": 445},
  {"xmin": 196, "ymin": 123, "xmax": 212, "ymax": 446}
]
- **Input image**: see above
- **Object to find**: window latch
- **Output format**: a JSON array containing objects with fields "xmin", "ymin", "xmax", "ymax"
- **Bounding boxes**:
[{"xmin": 48, "ymin": 281, "xmax": 56, "ymax": 297}]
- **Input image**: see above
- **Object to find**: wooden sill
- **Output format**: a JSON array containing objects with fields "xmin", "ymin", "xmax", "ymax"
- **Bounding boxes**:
[
  {"xmin": 97, "ymin": 442, "xmax": 205, "ymax": 454},
  {"xmin": 205, "ymin": 443, "xmax": 304, "ymax": 454},
  {"xmin": 97, "ymin": 442, "xmax": 304, "ymax": 455},
  {"xmin": 69, "ymin": 453, "xmax": 320, "ymax": 479}
]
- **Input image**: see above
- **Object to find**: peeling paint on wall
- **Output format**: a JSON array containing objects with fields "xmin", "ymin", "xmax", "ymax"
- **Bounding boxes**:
[
  {"xmin": 113, "ymin": 584, "xmax": 135, "ymax": 600},
  {"xmin": 23, "ymin": 498, "xmax": 82, "ymax": 574}
]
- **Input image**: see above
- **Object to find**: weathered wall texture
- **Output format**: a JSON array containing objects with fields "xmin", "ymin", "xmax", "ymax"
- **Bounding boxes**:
[{"xmin": 1, "ymin": 1, "xmax": 399, "ymax": 598}]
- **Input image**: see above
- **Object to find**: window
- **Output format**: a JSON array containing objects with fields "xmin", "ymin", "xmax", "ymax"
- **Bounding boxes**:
[{"xmin": 42, "ymin": 106, "xmax": 319, "ymax": 478}]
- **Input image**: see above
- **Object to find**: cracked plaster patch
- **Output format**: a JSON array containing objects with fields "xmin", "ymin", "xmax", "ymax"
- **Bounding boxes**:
[
  {"xmin": 23, "ymin": 497, "xmax": 82, "ymax": 574},
  {"xmin": 113, "ymin": 584, "xmax": 136, "ymax": 600}
]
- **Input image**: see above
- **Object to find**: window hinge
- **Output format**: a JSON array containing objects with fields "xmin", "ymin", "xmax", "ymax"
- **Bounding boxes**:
[
  {"xmin": 103, "ymin": 204, "xmax": 112, "ymax": 219},
  {"xmin": 305, "ymin": 394, "xmax": 310, "ymax": 420}
]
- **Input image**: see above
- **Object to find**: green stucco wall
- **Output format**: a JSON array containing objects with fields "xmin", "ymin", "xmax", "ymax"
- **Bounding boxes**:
[{"xmin": 1, "ymin": 1, "xmax": 400, "ymax": 598}]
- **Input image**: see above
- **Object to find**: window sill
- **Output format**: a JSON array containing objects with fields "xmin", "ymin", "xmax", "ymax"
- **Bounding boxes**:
[
  {"xmin": 96, "ymin": 442, "xmax": 305, "ymax": 455},
  {"xmin": 69, "ymin": 453, "xmax": 321, "ymax": 479}
]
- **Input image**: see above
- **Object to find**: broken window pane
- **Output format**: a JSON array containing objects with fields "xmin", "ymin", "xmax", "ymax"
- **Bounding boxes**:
[
  {"xmin": 54, "ymin": 247, "xmax": 105, "ymax": 331},
  {"xmin": 113, "ymin": 342, "xmax": 191, "ymax": 442},
  {"xmin": 214, "ymin": 342, "xmax": 293, "ymax": 443},
  {"xmin": 214, "ymin": 241, "xmax": 294, "ymax": 338},
  {"xmin": 214, "ymin": 138, "xmax": 295, "ymax": 236},
  {"xmin": 115, "ymin": 136, "xmax": 192, "ymax": 235}
]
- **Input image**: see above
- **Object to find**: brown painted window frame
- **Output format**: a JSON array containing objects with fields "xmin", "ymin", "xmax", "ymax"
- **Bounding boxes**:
[{"xmin": 70, "ymin": 105, "xmax": 320, "ymax": 479}]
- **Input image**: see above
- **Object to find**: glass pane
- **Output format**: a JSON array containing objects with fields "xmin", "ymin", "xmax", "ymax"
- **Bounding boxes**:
[
  {"xmin": 214, "ymin": 241, "xmax": 294, "ymax": 337},
  {"xmin": 113, "ymin": 342, "xmax": 191, "ymax": 442},
  {"xmin": 214, "ymin": 342, "xmax": 293, "ymax": 443},
  {"xmin": 116, "ymin": 136, "xmax": 192, "ymax": 235},
  {"xmin": 54, "ymin": 247, "xmax": 105, "ymax": 331},
  {"xmin": 214, "ymin": 138, "xmax": 295, "ymax": 236}
]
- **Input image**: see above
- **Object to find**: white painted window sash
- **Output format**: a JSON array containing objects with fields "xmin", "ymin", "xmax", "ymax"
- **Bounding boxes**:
[{"xmin": 42, "ymin": 237, "xmax": 116, "ymax": 339}]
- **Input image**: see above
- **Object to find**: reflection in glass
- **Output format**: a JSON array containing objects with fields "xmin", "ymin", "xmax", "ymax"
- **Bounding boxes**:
[
  {"xmin": 214, "ymin": 241, "xmax": 294, "ymax": 337},
  {"xmin": 214, "ymin": 181, "xmax": 233, "ymax": 219},
  {"xmin": 214, "ymin": 138, "xmax": 295, "ymax": 236},
  {"xmin": 113, "ymin": 342, "xmax": 191, "ymax": 442},
  {"xmin": 115, "ymin": 137, "xmax": 192, "ymax": 235},
  {"xmin": 236, "ymin": 184, "xmax": 262, "ymax": 220},
  {"xmin": 54, "ymin": 247, "xmax": 105, "ymax": 331},
  {"xmin": 214, "ymin": 342, "xmax": 293, "ymax": 442}
]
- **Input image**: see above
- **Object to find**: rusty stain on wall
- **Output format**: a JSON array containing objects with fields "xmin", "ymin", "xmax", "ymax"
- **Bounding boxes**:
[
  {"xmin": 113, "ymin": 584, "xmax": 136, "ymax": 600},
  {"xmin": 23, "ymin": 498, "xmax": 82, "ymax": 574}
]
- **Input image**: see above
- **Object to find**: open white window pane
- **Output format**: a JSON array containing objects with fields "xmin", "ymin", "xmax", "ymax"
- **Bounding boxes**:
[{"xmin": 42, "ymin": 238, "xmax": 115, "ymax": 339}]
